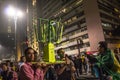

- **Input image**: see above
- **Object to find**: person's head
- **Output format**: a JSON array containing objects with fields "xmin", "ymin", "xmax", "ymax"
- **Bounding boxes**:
[
  {"xmin": 6, "ymin": 60, "xmax": 10, "ymax": 66},
  {"xmin": 57, "ymin": 48, "xmax": 64, "ymax": 54},
  {"xmin": 57, "ymin": 48, "xmax": 65, "ymax": 59},
  {"xmin": 24, "ymin": 47, "xmax": 36, "ymax": 62},
  {"xmin": 2, "ymin": 63, "xmax": 8, "ymax": 71},
  {"xmin": 98, "ymin": 41, "xmax": 108, "ymax": 53},
  {"xmin": 20, "ymin": 56, "xmax": 26, "ymax": 62}
]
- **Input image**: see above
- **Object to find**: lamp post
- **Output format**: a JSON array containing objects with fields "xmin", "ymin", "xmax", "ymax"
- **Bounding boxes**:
[
  {"xmin": 77, "ymin": 38, "xmax": 84, "ymax": 56},
  {"xmin": 5, "ymin": 6, "xmax": 23, "ymax": 60}
]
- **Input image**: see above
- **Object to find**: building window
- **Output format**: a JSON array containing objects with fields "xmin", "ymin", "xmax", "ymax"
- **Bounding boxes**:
[
  {"xmin": 81, "ymin": 34, "xmax": 88, "ymax": 39},
  {"xmin": 101, "ymin": 22, "xmax": 112, "ymax": 28},
  {"xmin": 72, "ymin": 16, "xmax": 77, "ymax": 21},
  {"xmin": 100, "ymin": 13, "xmax": 119, "ymax": 23},
  {"xmin": 84, "ymin": 42, "xmax": 90, "ymax": 47},
  {"xmin": 76, "ymin": 11, "xmax": 84, "ymax": 18},
  {"xmin": 68, "ymin": 19, "xmax": 72, "ymax": 23}
]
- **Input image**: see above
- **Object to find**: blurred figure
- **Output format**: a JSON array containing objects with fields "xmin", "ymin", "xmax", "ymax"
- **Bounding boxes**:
[
  {"xmin": 19, "ymin": 47, "xmax": 47, "ymax": 80},
  {"xmin": 84, "ymin": 55, "xmax": 89, "ymax": 74},
  {"xmin": 86, "ymin": 53, "xmax": 98, "ymax": 76},
  {"xmin": 10, "ymin": 62, "xmax": 16, "ymax": 71},
  {"xmin": 45, "ymin": 65, "xmax": 57, "ymax": 80},
  {"xmin": 74, "ymin": 56, "xmax": 82, "ymax": 78},
  {"xmin": 93, "ymin": 41, "xmax": 120, "ymax": 80},
  {"xmin": 81, "ymin": 55, "xmax": 86, "ymax": 73},
  {"xmin": 6, "ymin": 60, "xmax": 11, "ymax": 71},
  {"xmin": 1, "ymin": 63, "xmax": 18, "ymax": 80},
  {"xmin": 0, "ymin": 64, "xmax": 3, "ymax": 75},
  {"xmin": 18, "ymin": 56, "xmax": 26, "ymax": 70}
]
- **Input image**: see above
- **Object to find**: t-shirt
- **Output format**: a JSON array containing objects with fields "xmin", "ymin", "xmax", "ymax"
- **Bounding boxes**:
[{"xmin": 55, "ymin": 60, "xmax": 74, "ymax": 80}]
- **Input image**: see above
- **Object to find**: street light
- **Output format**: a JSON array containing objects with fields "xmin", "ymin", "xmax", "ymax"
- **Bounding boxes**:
[{"xmin": 5, "ymin": 6, "xmax": 23, "ymax": 59}]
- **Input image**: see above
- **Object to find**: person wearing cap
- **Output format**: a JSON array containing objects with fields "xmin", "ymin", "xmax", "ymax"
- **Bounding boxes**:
[
  {"xmin": 19, "ymin": 47, "xmax": 47, "ymax": 80},
  {"xmin": 94, "ymin": 41, "xmax": 120, "ymax": 80}
]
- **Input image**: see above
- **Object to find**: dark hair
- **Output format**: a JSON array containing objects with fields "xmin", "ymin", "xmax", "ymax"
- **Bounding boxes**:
[
  {"xmin": 98, "ymin": 41, "xmax": 108, "ymax": 50},
  {"xmin": 57, "ymin": 48, "xmax": 63, "ymax": 54},
  {"xmin": 20, "ymin": 56, "xmax": 25, "ymax": 60},
  {"xmin": 24, "ymin": 47, "xmax": 35, "ymax": 56},
  {"xmin": 2, "ymin": 63, "xmax": 7, "ymax": 66},
  {"xmin": 6, "ymin": 60, "xmax": 10, "ymax": 63}
]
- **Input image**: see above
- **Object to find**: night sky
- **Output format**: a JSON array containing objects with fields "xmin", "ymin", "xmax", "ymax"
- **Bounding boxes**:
[{"xmin": 0, "ymin": 0, "xmax": 27, "ymax": 59}]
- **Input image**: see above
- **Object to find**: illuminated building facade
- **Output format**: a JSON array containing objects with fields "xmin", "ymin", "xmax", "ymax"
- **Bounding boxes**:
[
  {"xmin": 26, "ymin": 0, "xmax": 120, "ymax": 55},
  {"xmin": 41, "ymin": 0, "xmax": 120, "ymax": 55},
  {"xmin": 26, "ymin": 0, "xmax": 39, "ymax": 53}
]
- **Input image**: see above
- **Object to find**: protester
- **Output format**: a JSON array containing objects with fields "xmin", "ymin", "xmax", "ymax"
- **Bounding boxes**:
[
  {"xmin": 18, "ymin": 56, "xmax": 26, "ymax": 70},
  {"xmin": 93, "ymin": 41, "xmax": 120, "ymax": 80},
  {"xmin": 74, "ymin": 56, "xmax": 82, "ymax": 78},
  {"xmin": 1, "ymin": 63, "xmax": 18, "ymax": 80},
  {"xmin": 55, "ymin": 48, "xmax": 76, "ymax": 80},
  {"xmin": 45, "ymin": 65, "xmax": 57, "ymax": 80},
  {"xmin": 84, "ymin": 55, "xmax": 89, "ymax": 74},
  {"xmin": 19, "ymin": 47, "xmax": 47, "ymax": 80},
  {"xmin": 6, "ymin": 60, "xmax": 11, "ymax": 71}
]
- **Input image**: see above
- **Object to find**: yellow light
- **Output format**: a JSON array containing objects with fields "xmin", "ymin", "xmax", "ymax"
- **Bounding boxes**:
[
  {"xmin": 76, "ymin": 0, "xmax": 83, "ymax": 5},
  {"xmin": 114, "ymin": 8, "xmax": 119, "ymax": 12},
  {"xmin": 62, "ymin": 8, "xmax": 67, "ymax": 13},
  {"xmin": 32, "ymin": 0, "xmax": 36, "ymax": 6}
]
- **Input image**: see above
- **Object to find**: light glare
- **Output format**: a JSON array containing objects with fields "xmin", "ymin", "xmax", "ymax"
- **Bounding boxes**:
[
  {"xmin": 6, "ymin": 6, "xmax": 15, "ymax": 17},
  {"xmin": 6, "ymin": 6, "xmax": 23, "ymax": 17},
  {"xmin": 17, "ymin": 10, "xmax": 23, "ymax": 17}
]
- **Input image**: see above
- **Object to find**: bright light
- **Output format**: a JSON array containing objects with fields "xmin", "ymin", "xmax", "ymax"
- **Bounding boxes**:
[
  {"xmin": 6, "ymin": 6, "xmax": 15, "ymax": 17},
  {"xmin": 17, "ymin": 10, "xmax": 23, "ymax": 17},
  {"xmin": 5, "ymin": 6, "xmax": 23, "ymax": 17}
]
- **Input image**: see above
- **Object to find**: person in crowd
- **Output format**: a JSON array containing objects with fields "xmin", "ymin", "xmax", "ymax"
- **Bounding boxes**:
[
  {"xmin": 19, "ymin": 47, "xmax": 48, "ymax": 80},
  {"xmin": 74, "ymin": 56, "xmax": 82, "ymax": 78},
  {"xmin": 18, "ymin": 56, "xmax": 26, "ymax": 70},
  {"xmin": 93, "ymin": 41, "xmax": 120, "ymax": 80},
  {"xmin": 45, "ymin": 65, "xmax": 57, "ymax": 80},
  {"xmin": 0, "ymin": 64, "xmax": 3, "ymax": 75},
  {"xmin": 84, "ymin": 55, "xmax": 89, "ymax": 74},
  {"xmin": 10, "ymin": 62, "xmax": 16, "ymax": 71},
  {"xmin": 0, "ymin": 64, "xmax": 3, "ymax": 80},
  {"xmin": 1, "ymin": 63, "xmax": 18, "ymax": 80},
  {"xmin": 6, "ymin": 60, "xmax": 11, "ymax": 71},
  {"xmin": 55, "ymin": 48, "xmax": 76, "ymax": 80},
  {"xmin": 86, "ymin": 52, "xmax": 98, "ymax": 76}
]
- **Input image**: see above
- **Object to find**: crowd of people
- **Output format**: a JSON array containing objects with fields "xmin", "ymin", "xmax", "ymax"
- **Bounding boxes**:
[{"xmin": 0, "ymin": 41, "xmax": 119, "ymax": 80}]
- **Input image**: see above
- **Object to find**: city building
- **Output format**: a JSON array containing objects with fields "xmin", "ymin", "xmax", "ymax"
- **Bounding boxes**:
[
  {"xmin": 0, "ymin": 0, "xmax": 17, "ymax": 60},
  {"xmin": 41, "ymin": 0, "xmax": 120, "ymax": 55},
  {"xmin": 26, "ymin": 0, "xmax": 40, "ymax": 53},
  {"xmin": 27, "ymin": 0, "xmax": 120, "ymax": 55},
  {"xmin": 0, "ymin": 0, "xmax": 27, "ymax": 60}
]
